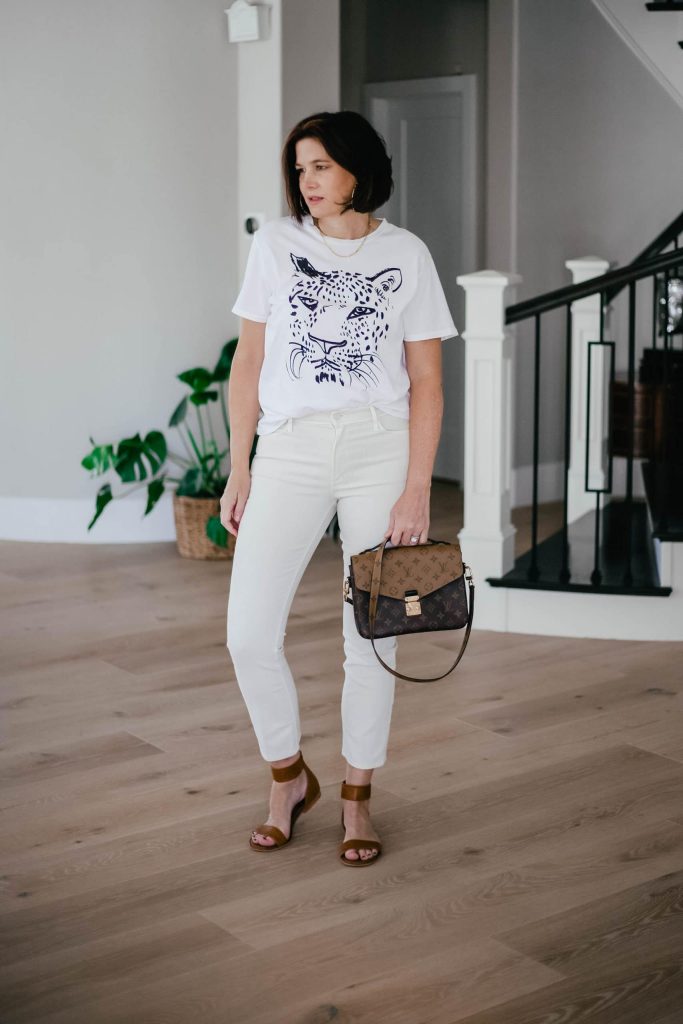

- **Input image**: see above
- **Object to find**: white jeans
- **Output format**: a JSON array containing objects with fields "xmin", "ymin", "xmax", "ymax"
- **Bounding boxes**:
[{"xmin": 226, "ymin": 403, "xmax": 411, "ymax": 769}]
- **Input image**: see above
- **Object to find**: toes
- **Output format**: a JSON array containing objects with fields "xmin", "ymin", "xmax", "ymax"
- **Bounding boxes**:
[
  {"xmin": 251, "ymin": 832, "xmax": 275, "ymax": 846},
  {"xmin": 344, "ymin": 848, "xmax": 378, "ymax": 860}
]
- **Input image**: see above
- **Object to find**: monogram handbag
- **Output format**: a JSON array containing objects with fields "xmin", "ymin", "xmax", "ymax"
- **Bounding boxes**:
[{"xmin": 343, "ymin": 537, "xmax": 475, "ymax": 683}]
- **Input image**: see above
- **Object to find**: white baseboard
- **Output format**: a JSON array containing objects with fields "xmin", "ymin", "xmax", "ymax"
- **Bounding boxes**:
[
  {"xmin": 4, "ymin": 468, "xmax": 554, "ymax": 544},
  {"xmin": 474, "ymin": 579, "xmax": 683, "ymax": 641},
  {"xmin": 0, "ymin": 494, "xmax": 177, "ymax": 543},
  {"xmin": 0, "ymin": 457, "xmax": 648, "ymax": 543}
]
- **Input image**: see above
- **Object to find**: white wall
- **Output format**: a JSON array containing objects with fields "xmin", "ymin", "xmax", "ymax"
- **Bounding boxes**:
[
  {"xmin": 4, "ymin": 0, "xmax": 680, "ymax": 542},
  {"xmin": 0, "ymin": 0, "xmax": 237, "ymax": 538},
  {"xmin": 233, "ymin": 0, "xmax": 340, "ymax": 261},
  {"xmin": 234, "ymin": 0, "xmax": 283, "ymax": 265}
]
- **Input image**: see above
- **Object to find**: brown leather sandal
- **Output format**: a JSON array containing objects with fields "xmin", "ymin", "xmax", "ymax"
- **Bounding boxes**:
[
  {"xmin": 249, "ymin": 750, "xmax": 321, "ymax": 852},
  {"xmin": 338, "ymin": 781, "xmax": 383, "ymax": 866}
]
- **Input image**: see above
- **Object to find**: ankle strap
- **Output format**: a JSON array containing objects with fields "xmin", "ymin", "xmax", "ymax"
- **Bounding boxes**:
[
  {"xmin": 341, "ymin": 781, "xmax": 371, "ymax": 801},
  {"xmin": 271, "ymin": 751, "xmax": 303, "ymax": 782}
]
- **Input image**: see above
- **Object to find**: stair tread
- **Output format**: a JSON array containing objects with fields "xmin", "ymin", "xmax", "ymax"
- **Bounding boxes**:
[{"xmin": 488, "ymin": 501, "xmax": 670, "ymax": 595}]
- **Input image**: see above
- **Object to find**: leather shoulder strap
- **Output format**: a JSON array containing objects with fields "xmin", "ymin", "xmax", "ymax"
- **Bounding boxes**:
[{"xmin": 368, "ymin": 540, "xmax": 475, "ymax": 682}]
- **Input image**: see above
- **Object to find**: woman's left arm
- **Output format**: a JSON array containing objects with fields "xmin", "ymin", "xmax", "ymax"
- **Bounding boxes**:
[{"xmin": 384, "ymin": 339, "xmax": 443, "ymax": 546}]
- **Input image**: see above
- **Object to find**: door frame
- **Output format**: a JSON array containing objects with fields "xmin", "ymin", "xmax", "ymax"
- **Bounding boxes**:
[
  {"xmin": 361, "ymin": 74, "xmax": 478, "ymax": 278},
  {"xmin": 361, "ymin": 74, "xmax": 479, "ymax": 482}
]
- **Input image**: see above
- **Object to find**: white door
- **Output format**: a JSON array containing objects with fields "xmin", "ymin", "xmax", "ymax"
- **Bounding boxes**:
[{"xmin": 362, "ymin": 76, "xmax": 478, "ymax": 482}]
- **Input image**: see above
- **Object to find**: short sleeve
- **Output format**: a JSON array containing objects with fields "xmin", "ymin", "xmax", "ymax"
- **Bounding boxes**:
[
  {"xmin": 231, "ymin": 230, "xmax": 273, "ymax": 323},
  {"xmin": 402, "ymin": 246, "xmax": 459, "ymax": 341}
]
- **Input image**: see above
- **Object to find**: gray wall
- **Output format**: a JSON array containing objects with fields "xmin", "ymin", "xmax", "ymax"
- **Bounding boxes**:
[
  {"xmin": 3, "ymin": 0, "xmax": 680, "ymax": 515},
  {"xmin": 0, "ymin": 0, "xmax": 237, "ymax": 501},
  {"xmin": 341, "ymin": 0, "xmax": 488, "ymax": 270},
  {"xmin": 514, "ymin": 0, "xmax": 683, "ymax": 467},
  {"xmin": 282, "ymin": 0, "xmax": 340, "ymax": 173},
  {"xmin": 341, "ymin": 0, "xmax": 683, "ymax": 473}
]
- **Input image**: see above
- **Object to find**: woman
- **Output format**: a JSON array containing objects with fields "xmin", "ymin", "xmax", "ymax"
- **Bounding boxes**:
[{"xmin": 222, "ymin": 110, "xmax": 458, "ymax": 867}]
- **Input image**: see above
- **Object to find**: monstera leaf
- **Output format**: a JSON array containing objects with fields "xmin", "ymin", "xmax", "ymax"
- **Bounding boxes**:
[
  {"xmin": 83, "ymin": 337, "xmax": 246, "ymax": 550},
  {"xmin": 114, "ymin": 431, "xmax": 167, "ymax": 483}
]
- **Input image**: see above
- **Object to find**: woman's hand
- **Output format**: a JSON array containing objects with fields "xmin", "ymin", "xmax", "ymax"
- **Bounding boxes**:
[
  {"xmin": 220, "ymin": 467, "xmax": 252, "ymax": 538},
  {"xmin": 384, "ymin": 483, "xmax": 430, "ymax": 546}
]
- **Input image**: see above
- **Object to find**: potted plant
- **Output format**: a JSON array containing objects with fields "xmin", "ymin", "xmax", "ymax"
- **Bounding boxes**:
[{"xmin": 81, "ymin": 338, "xmax": 254, "ymax": 559}]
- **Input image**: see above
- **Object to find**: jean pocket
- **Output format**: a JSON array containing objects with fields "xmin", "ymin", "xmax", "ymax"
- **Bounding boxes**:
[{"xmin": 377, "ymin": 410, "xmax": 410, "ymax": 432}]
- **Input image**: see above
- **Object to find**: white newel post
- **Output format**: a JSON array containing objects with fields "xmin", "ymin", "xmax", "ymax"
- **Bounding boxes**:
[
  {"xmin": 565, "ymin": 256, "xmax": 611, "ymax": 524},
  {"xmin": 455, "ymin": 270, "xmax": 521, "ymax": 631}
]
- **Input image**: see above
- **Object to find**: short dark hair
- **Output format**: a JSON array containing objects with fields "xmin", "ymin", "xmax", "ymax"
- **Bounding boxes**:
[{"xmin": 281, "ymin": 110, "xmax": 394, "ymax": 223}]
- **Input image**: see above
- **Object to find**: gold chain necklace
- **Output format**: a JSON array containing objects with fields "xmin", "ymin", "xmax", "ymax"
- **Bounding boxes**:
[{"xmin": 314, "ymin": 214, "xmax": 373, "ymax": 258}]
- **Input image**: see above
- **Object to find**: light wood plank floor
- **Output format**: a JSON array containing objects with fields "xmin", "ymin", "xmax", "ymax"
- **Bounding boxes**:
[{"xmin": 1, "ymin": 481, "xmax": 682, "ymax": 1023}]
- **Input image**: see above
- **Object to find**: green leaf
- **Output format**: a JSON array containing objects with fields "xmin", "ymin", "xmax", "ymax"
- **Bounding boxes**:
[
  {"xmin": 213, "ymin": 339, "xmax": 238, "ymax": 382},
  {"xmin": 115, "ymin": 431, "xmax": 167, "ymax": 483},
  {"xmin": 169, "ymin": 395, "xmax": 188, "ymax": 427},
  {"xmin": 189, "ymin": 390, "xmax": 218, "ymax": 407},
  {"xmin": 177, "ymin": 367, "xmax": 213, "ymax": 392},
  {"xmin": 206, "ymin": 514, "xmax": 229, "ymax": 548},
  {"xmin": 87, "ymin": 483, "xmax": 113, "ymax": 530},
  {"xmin": 145, "ymin": 430, "xmax": 167, "ymax": 463},
  {"xmin": 81, "ymin": 442, "xmax": 116, "ymax": 474},
  {"xmin": 176, "ymin": 467, "xmax": 202, "ymax": 496},
  {"xmin": 145, "ymin": 476, "xmax": 166, "ymax": 515}
]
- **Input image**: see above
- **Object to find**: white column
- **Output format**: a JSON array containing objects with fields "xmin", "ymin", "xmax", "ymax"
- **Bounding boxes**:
[
  {"xmin": 456, "ymin": 270, "xmax": 521, "ymax": 630},
  {"xmin": 234, "ymin": 0, "xmax": 341, "ymax": 262},
  {"xmin": 235, "ymin": 0, "xmax": 283, "ymax": 262},
  {"xmin": 565, "ymin": 256, "xmax": 611, "ymax": 524}
]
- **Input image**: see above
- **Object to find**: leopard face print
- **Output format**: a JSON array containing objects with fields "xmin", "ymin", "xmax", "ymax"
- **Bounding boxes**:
[{"xmin": 286, "ymin": 254, "xmax": 403, "ymax": 388}]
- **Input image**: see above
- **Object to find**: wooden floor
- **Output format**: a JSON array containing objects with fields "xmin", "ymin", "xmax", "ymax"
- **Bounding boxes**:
[{"xmin": 1, "ymin": 480, "xmax": 682, "ymax": 1023}]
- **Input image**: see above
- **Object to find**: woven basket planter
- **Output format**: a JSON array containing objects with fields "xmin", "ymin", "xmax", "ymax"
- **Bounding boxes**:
[{"xmin": 172, "ymin": 493, "xmax": 235, "ymax": 561}]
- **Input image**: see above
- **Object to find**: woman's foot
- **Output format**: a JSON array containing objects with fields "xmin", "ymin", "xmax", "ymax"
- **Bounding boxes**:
[
  {"xmin": 250, "ymin": 770, "xmax": 309, "ymax": 847},
  {"xmin": 341, "ymin": 797, "xmax": 381, "ymax": 862}
]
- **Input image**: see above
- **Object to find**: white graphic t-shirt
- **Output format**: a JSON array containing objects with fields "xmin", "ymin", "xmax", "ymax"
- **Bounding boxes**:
[{"xmin": 231, "ymin": 213, "xmax": 458, "ymax": 434}]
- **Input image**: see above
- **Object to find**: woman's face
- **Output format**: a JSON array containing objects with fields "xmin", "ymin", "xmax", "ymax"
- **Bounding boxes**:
[{"xmin": 294, "ymin": 137, "xmax": 356, "ymax": 217}]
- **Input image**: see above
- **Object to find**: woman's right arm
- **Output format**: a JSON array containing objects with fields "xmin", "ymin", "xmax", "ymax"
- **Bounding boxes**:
[{"xmin": 220, "ymin": 318, "xmax": 266, "ymax": 537}]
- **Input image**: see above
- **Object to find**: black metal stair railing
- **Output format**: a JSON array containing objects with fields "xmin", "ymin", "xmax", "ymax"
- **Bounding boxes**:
[
  {"xmin": 621, "ymin": 218, "xmax": 683, "ymax": 542},
  {"xmin": 645, "ymin": 0, "xmax": 683, "ymax": 47},
  {"xmin": 643, "ymin": 227, "xmax": 683, "ymax": 540},
  {"xmin": 585, "ymin": 308, "xmax": 614, "ymax": 586},
  {"xmin": 490, "ymin": 244, "xmax": 683, "ymax": 596}
]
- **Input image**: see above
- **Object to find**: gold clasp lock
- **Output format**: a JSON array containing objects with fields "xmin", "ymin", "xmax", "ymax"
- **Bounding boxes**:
[{"xmin": 404, "ymin": 590, "xmax": 421, "ymax": 616}]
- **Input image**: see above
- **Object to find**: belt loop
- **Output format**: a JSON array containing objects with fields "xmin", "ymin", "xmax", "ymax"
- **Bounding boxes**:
[{"xmin": 370, "ymin": 405, "xmax": 380, "ymax": 432}]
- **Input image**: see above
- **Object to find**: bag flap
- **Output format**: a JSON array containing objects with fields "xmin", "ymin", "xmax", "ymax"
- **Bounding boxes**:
[{"xmin": 350, "ymin": 542, "xmax": 463, "ymax": 599}]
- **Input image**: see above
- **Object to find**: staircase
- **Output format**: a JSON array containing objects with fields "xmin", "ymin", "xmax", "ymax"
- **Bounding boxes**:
[
  {"xmin": 645, "ymin": 1, "xmax": 683, "ymax": 49},
  {"xmin": 456, "ymin": 213, "xmax": 683, "ymax": 641},
  {"xmin": 489, "ymin": 502, "xmax": 670, "ymax": 597},
  {"xmin": 592, "ymin": 0, "xmax": 683, "ymax": 107}
]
